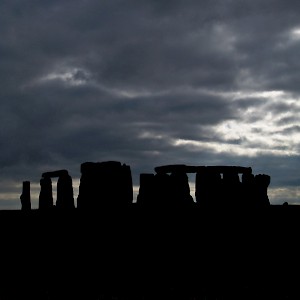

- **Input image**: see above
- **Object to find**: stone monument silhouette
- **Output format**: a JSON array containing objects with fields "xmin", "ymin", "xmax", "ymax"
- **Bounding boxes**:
[
  {"xmin": 39, "ymin": 169, "xmax": 75, "ymax": 210},
  {"xmin": 20, "ymin": 181, "xmax": 31, "ymax": 211},
  {"xmin": 77, "ymin": 161, "xmax": 133, "ymax": 209},
  {"xmin": 137, "ymin": 164, "xmax": 270, "ymax": 207}
]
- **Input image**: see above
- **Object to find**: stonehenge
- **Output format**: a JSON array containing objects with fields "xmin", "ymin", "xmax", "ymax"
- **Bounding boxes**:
[{"xmin": 23, "ymin": 162, "xmax": 271, "ymax": 209}]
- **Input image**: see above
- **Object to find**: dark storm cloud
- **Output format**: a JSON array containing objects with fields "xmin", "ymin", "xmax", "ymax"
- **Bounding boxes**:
[
  {"xmin": 227, "ymin": 4, "xmax": 300, "ymax": 92},
  {"xmin": 1, "ymin": 0, "xmax": 300, "ymax": 207},
  {"xmin": 0, "ymin": 0, "xmax": 239, "ymax": 90},
  {"xmin": 1, "ymin": 0, "xmax": 299, "ymax": 93},
  {"xmin": 1, "ymin": 81, "xmax": 233, "ymax": 181}
]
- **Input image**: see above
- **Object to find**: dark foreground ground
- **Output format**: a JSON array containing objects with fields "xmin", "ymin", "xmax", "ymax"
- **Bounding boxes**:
[{"xmin": 0, "ymin": 204, "xmax": 300, "ymax": 299}]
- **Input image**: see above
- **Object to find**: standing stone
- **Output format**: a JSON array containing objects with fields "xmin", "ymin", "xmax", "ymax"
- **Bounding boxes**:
[
  {"xmin": 153, "ymin": 172, "xmax": 172, "ymax": 206},
  {"xmin": 137, "ymin": 173, "xmax": 155, "ymax": 205},
  {"xmin": 253, "ymin": 174, "xmax": 271, "ymax": 206},
  {"xmin": 20, "ymin": 181, "xmax": 31, "ymax": 211},
  {"xmin": 56, "ymin": 172, "xmax": 75, "ymax": 210},
  {"xmin": 169, "ymin": 171, "xmax": 194, "ymax": 206},
  {"xmin": 77, "ymin": 162, "xmax": 99, "ymax": 209},
  {"xmin": 39, "ymin": 177, "xmax": 53, "ymax": 210}
]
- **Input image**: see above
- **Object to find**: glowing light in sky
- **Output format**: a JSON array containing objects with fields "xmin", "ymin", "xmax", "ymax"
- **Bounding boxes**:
[
  {"xmin": 40, "ymin": 67, "xmax": 91, "ymax": 86},
  {"xmin": 290, "ymin": 27, "xmax": 300, "ymax": 41}
]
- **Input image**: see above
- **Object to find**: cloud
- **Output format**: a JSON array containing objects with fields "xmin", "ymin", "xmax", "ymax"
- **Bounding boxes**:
[{"xmin": 1, "ymin": 0, "xmax": 300, "ymax": 207}]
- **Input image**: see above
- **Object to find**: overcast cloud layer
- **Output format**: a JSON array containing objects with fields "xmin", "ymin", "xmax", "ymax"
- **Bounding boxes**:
[{"xmin": 1, "ymin": 0, "xmax": 300, "ymax": 209}]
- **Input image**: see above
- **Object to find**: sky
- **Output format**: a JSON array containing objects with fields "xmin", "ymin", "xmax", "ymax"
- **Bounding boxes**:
[{"xmin": 1, "ymin": 0, "xmax": 300, "ymax": 209}]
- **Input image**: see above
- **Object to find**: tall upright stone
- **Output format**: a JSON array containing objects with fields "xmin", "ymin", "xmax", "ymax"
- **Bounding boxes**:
[
  {"xmin": 169, "ymin": 171, "xmax": 194, "ymax": 206},
  {"xmin": 153, "ymin": 172, "xmax": 172, "ymax": 205},
  {"xmin": 56, "ymin": 172, "xmax": 75, "ymax": 210},
  {"xmin": 20, "ymin": 181, "xmax": 31, "ymax": 211},
  {"xmin": 253, "ymin": 174, "xmax": 271, "ymax": 206},
  {"xmin": 136, "ymin": 173, "xmax": 155, "ymax": 205},
  {"xmin": 39, "ymin": 176, "xmax": 53, "ymax": 210}
]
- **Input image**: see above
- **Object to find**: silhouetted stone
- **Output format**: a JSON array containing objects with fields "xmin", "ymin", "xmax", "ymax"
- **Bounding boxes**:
[
  {"xmin": 155, "ymin": 165, "xmax": 255, "ymax": 207},
  {"xmin": 121, "ymin": 163, "xmax": 133, "ymax": 205},
  {"xmin": 42, "ymin": 169, "xmax": 69, "ymax": 178},
  {"xmin": 222, "ymin": 171, "xmax": 242, "ymax": 206},
  {"xmin": 195, "ymin": 169, "xmax": 222, "ymax": 206},
  {"xmin": 56, "ymin": 172, "xmax": 75, "ymax": 210},
  {"xmin": 40, "ymin": 169, "xmax": 75, "ymax": 210},
  {"xmin": 137, "ymin": 173, "xmax": 155, "ymax": 205},
  {"xmin": 77, "ymin": 161, "xmax": 133, "ymax": 209},
  {"xmin": 137, "ymin": 171, "xmax": 194, "ymax": 206},
  {"xmin": 169, "ymin": 171, "xmax": 195, "ymax": 205},
  {"xmin": 154, "ymin": 165, "xmax": 271, "ymax": 208},
  {"xmin": 39, "ymin": 176, "xmax": 53, "ymax": 210},
  {"xmin": 153, "ymin": 172, "xmax": 173, "ymax": 205},
  {"xmin": 20, "ymin": 181, "xmax": 31, "ymax": 211},
  {"xmin": 241, "ymin": 173, "xmax": 256, "ymax": 206},
  {"xmin": 2, "ymin": 159, "xmax": 296, "ymax": 299},
  {"xmin": 253, "ymin": 174, "xmax": 271, "ymax": 206},
  {"xmin": 197, "ymin": 167, "xmax": 271, "ymax": 208}
]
